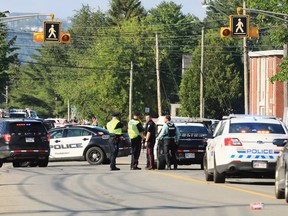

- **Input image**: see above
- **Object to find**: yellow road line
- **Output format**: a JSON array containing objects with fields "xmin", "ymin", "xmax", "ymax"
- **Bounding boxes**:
[{"xmin": 151, "ymin": 170, "xmax": 275, "ymax": 199}]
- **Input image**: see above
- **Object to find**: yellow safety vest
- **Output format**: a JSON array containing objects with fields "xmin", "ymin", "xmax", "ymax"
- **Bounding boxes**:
[
  {"xmin": 107, "ymin": 118, "xmax": 122, "ymax": 135},
  {"xmin": 128, "ymin": 119, "xmax": 140, "ymax": 139}
]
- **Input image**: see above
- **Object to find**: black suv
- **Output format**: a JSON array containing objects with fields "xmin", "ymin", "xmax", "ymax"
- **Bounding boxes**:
[
  {"xmin": 0, "ymin": 119, "xmax": 50, "ymax": 167},
  {"xmin": 156, "ymin": 122, "xmax": 212, "ymax": 170}
]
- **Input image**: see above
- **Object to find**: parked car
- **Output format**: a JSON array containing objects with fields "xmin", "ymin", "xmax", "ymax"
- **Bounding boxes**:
[
  {"xmin": 0, "ymin": 119, "xmax": 50, "ymax": 167},
  {"xmin": 274, "ymin": 139, "xmax": 288, "ymax": 202},
  {"xmin": 204, "ymin": 114, "xmax": 288, "ymax": 183},
  {"xmin": 49, "ymin": 125, "xmax": 131, "ymax": 165},
  {"xmin": 45, "ymin": 118, "xmax": 68, "ymax": 128},
  {"xmin": 154, "ymin": 116, "xmax": 213, "ymax": 170}
]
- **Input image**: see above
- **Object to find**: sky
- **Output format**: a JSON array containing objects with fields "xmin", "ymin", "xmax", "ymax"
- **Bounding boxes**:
[{"xmin": 1, "ymin": 0, "xmax": 207, "ymax": 20}]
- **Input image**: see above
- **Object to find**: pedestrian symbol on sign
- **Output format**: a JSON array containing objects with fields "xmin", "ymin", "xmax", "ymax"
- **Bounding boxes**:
[
  {"xmin": 48, "ymin": 25, "xmax": 57, "ymax": 38},
  {"xmin": 235, "ymin": 18, "xmax": 244, "ymax": 33}
]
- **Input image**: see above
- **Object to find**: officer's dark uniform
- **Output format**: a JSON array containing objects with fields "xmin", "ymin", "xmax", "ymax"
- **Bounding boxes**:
[{"xmin": 145, "ymin": 119, "xmax": 156, "ymax": 169}]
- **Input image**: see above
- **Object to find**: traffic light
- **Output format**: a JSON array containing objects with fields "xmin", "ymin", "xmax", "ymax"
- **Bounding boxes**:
[
  {"xmin": 249, "ymin": 27, "xmax": 259, "ymax": 38},
  {"xmin": 33, "ymin": 32, "xmax": 44, "ymax": 42},
  {"xmin": 220, "ymin": 27, "xmax": 231, "ymax": 38},
  {"xmin": 60, "ymin": 33, "xmax": 71, "ymax": 43}
]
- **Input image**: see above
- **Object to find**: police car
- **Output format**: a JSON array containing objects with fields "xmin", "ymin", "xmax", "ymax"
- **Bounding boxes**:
[
  {"xmin": 49, "ymin": 125, "xmax": 131, "ymax": 165},
  {"xmin": 204, "ymin": 114, "xmax": 288, "ymax": 183},
  {"xmin": 154, "ymin": 116, "xmax": 213, "ymax": 170}
]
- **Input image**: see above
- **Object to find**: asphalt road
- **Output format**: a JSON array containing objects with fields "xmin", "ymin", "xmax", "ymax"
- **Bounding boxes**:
[{"xmin": 0, "ymin": 152, "xmax": 287, "ymax": 216}]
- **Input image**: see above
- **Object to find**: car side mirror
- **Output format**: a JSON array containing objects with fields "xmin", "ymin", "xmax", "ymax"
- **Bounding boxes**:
[{"xmin": 273, "ymin": 139, "xmax": 288, "ymax": 146}]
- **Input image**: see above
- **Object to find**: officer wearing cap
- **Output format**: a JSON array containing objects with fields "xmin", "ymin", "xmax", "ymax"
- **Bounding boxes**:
[
  {"xmin": 106, "ymin": 112, "xmax": 123, "ymax": 171},
  {"xmin": 128, "ymin": 111, "xmax": 145, "ymax": 170}
]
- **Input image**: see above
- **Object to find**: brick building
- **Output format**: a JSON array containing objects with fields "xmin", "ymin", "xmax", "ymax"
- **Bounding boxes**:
[{"xmin": 249, "ymin": 50, "xmax": 284, "ymax": 119}]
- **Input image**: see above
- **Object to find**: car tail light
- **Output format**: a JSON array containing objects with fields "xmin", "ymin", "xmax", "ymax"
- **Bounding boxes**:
[
  {"xmin": 47, "ymin": 134, "xmax": 50, "ymax": 142},
  {"xmin": 2, "ymin": 134, "xmax": 11, "ymax": 142},
  {"xmin": 224, "ymin": 138, "xmax": 242, "ymax": 146},
  {"xmin": 98, "ymin": 132, "xmax": 104, "ymax": 135}
]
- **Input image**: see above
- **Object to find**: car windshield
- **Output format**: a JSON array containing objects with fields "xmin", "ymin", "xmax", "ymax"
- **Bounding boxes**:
[
  {"xmin": 177, "ymin": 125, "xmax": 209, "ymax": 134},
  {"xmin": 9, "ymin": 122, "xmax": 46, "ymax": 133},
  {"xmin": 229, "ymin": 122, "xmax": 286, "ymax": 134}
]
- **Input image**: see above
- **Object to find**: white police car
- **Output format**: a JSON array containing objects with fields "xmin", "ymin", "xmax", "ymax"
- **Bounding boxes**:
[
  {"xmin": 204, "ymin": 114, "xmax": 288, "ymax": 183},
  {"xmin": 49, "ymin": 125, "xmax": 131, "ymax": 165}
]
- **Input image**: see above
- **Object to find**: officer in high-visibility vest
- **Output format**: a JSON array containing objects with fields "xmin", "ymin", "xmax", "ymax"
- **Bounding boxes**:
[
  {"xmin": 128, "ymin": 112, "xmax": 144, "ymax": 170},
  {"xmin": 107, "ymin": 112, "xmax": 123, "ymax": 171}
]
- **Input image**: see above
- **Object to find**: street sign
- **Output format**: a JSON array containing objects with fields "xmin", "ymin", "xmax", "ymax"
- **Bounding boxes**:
[
  {"xmin": 230, "ymin": 15, "xmax": 249, "ymax": 37},
  {"xmin": 43, "ymin": 21, "xmax": 61, "ymax": 43}
]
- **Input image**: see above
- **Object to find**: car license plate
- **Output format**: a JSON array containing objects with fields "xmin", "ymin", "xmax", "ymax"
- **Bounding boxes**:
[
  {"xmin": 26, "ymin": 137, "xmax": 34, "ymax": 143},
  {"xmin": 185, "ymin": 153, "xmax": 195, "ymax": 158},
  {"xmin": 252, "ymin": 161, "xmax": 267, "ymax": 169}
]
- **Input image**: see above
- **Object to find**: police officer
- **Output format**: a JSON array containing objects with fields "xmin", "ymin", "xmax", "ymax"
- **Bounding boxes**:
[
  {"xmin": 106, "ymin": 112, "xmax": 123, "ymax": 171},
  {"xmin": 157, "ymin": 115, "xmax": 180, "ymax": 170},
  {"xmin": 145, "ymin": 114, "xmax": 156, "ymax": 170},
  {"xmin": 128, "ymin": 112, "xmax": 144, "ymax": 170}
]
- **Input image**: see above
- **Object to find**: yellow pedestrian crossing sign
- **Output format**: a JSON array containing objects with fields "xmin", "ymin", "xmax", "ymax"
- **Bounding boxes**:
[
  {"xmin": 43, "ymin": 21, "xmax": 61, "ymax": 42},
  {"xmin": 230, "ymin": 15, "xmax": 249, "ymax": 37}
]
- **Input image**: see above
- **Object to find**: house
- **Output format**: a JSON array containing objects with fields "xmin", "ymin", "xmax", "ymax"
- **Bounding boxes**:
[{"xmin": 249, "ymin": 50, "xmax": 284, "ymax": 119}]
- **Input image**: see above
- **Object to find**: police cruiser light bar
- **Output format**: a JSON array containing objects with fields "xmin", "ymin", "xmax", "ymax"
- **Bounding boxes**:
[{"xmin": 223, "ymin": 114, "xmax": 277, "ymax": 120}]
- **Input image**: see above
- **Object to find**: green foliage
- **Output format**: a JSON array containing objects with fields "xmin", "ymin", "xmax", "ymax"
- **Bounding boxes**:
[
  {"xmin": 0, "ymin": 13, "xmax": 19, "ymax": 104},
  {"xmin": 179, "ymin": 0, "xmax": 245, "ymax": 119},
  {"xmin": 108, "ymin": 0, "xmax": 147, "ymax": 25},
  {"xmin": 249, "ymin": 0, "xmax": 288, "ymax": 82}
]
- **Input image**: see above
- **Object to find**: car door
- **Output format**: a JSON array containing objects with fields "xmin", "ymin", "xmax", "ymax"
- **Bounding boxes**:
[
  {"xmin": 50, "ymin": 128, "xmax": 92, "ymax": 159},
  {"xmin": 207, "ymin": 121, "xmax": 226, "ymax": 170}
]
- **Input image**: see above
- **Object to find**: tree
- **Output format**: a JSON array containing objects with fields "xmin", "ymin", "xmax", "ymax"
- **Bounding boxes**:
[
  {"xmin": 144, "ymin": 1, "xmax": 200, "ymax": 114},
  {"xmin": 108, "ymin": 0, "xmax": 147, "ymax": 25},
  {"xmin": 69, "ymin": 5, "xmax": 109, "ymax": 52},
  {"xmin": 0, "ymin": 12, "xmax": 19, "ymax": 105},
  {"xmin": 179, "ymin": 29, "xmax": 243, "ymax": 119},
  {"xmin": 179, "ymin": 0, "xmax": 244, "ymax": 119}
]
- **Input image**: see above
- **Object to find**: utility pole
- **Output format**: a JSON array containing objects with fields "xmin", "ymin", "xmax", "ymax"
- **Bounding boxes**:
[
  {"xmin": 156, "ymin": 32, "xmax": 162, "ymax": 117},
  {"xmin": 67, "ymin": 99, "xmax": 70, "ymax": 121},
  {"xmin": 129, "ymin": 61, "xmax": 133, "ymax": 119},
  {"xmin": 200, "ymin": 27, "xmax": 205, "ymax": 118},
  {"xmin": 243, "ymin": 1, "xmax": 249, "ymax": 114},
  {"xmin": 284, "ymin": 47, "xmax": 287, "ymax": 109},
  {"xmin": 2, "ymin": 85, "xmax": 8, "ymax": 104}
]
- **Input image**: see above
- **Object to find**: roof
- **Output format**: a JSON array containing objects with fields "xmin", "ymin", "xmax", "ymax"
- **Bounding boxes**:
[
  {"xmin": 174, "ymin": 122, "xmax": 206, "ymax": 127},
  {"xmin": 156, "ymin": 116, "xmax": 214, "ymax": 125},
  {"xmin": 248, "ymin": 50, "xmax": 283, "ymax": 57}
]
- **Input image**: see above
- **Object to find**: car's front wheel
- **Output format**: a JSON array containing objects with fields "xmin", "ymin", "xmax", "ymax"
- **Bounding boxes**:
[
  {"xmin": 203, "ymin": 153, "xmax": 213, "ymax": 181},
  {"xmin": 285, "ymin": 169, "xmax": 288, "ymax": 203},
  {"xmin": 213, "ymin": 158, "xmax": 225, "ymax": 183},
  {"xmin": 275, "ymin": 167, "xmax": 285, "ymax": 199},
  {"xmin": 157, "ymin": 155, "xmax": 166, "ymax": 170},
  {"xmin": 86, "ymin": 146, "xmax": 105, "ymax": 165}
]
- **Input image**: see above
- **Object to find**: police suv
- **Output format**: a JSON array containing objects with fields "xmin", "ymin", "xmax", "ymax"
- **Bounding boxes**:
[
  {"xmin": 154, "ymin": 116, "xmax": 213, "ymax": 170},
  {"xmin": 204, "ymin": 114, "xmax": 288, "ymax": 183},
  {"xmin": 49, "ymin": 125, "xmax": 131, "ymax": 165}
]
